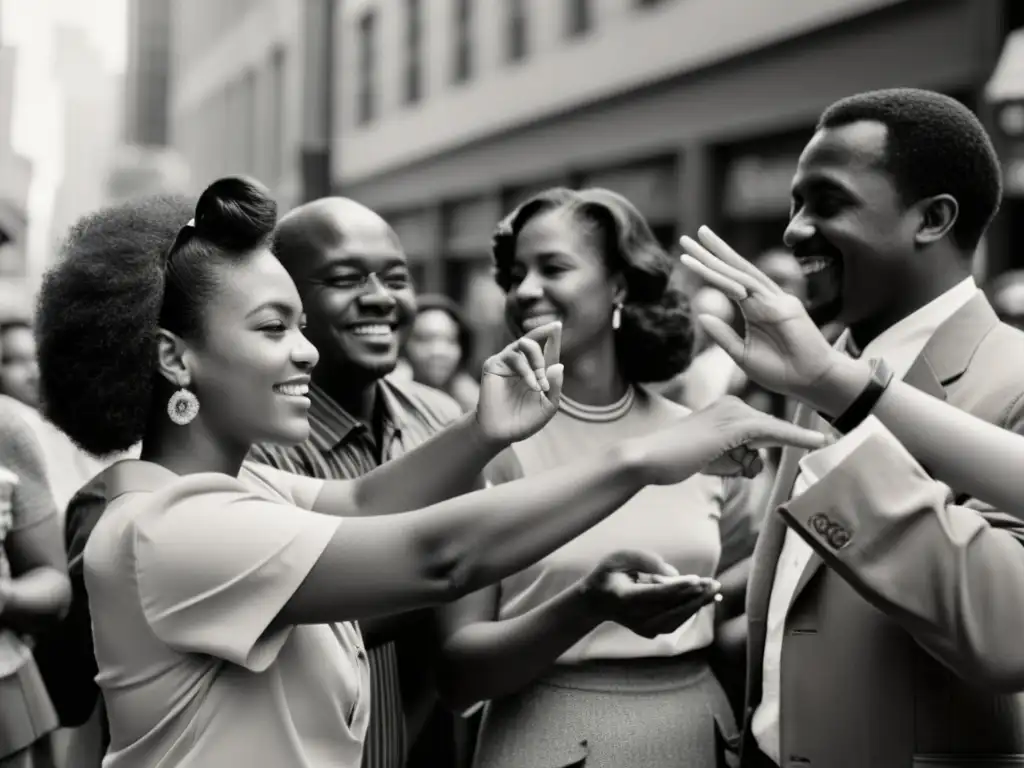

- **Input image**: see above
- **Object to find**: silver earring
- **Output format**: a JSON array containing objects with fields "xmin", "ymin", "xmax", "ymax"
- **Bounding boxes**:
[
  {"xmin": 611, "ymin": 303, "xmax": 623, "ymax": 331},
  {"xmin": 167, "ymin": 388, "xmax": 200, "ymax": 426}
]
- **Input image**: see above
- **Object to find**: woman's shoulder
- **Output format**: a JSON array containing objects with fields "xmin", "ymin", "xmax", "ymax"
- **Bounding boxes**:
[
  {"xmin": 239, "ymin": 460, "xmax": 324, "ymax": 509},
  {"xmin": 94, "ymin": 462, "xmax": 289, "ymax": 535}
]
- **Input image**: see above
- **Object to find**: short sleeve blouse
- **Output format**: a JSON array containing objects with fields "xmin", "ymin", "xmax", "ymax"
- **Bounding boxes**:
[{"xmin": 84, "ymin": 460, "xmax": 370, "ymax": 768}]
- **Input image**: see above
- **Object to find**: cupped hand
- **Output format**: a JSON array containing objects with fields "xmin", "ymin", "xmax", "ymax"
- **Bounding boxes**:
[
  {"xmin": 637, "ymin": 396, "xmax": 831, "ymax": 485},
  {"xmin": 475, "ymin": 322, "xmax": 564, "ymax": 444},
  {"xmin": 679, "ymin": 226, "xmax": 841, "ymax": 402},
  {"xmin": 580, "ymin": 550, "xmax": 721, "ymax": 640}
]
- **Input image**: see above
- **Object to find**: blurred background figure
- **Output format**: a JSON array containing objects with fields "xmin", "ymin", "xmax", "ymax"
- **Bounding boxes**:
[
  {"xmin": 754, "ymin": 248, "xmax": 807, "ymax": 304},
  {"xmin": 399, "ymin": 295, "xmax": 480, "ymax": 413},
  {"xmin": 0, "ymin": 314, "xmax": 107, "ymax": 517},
  {"xmin": 0, "ymin": 320, "xmax": 38, "ymax": 408},
  {"xmin": 668, "ymin": 284, "xmax": 747, "ymax": 410},
  {"xmin": 989, "ymin": 269, "xmax": 1024, "ymax": 330}
]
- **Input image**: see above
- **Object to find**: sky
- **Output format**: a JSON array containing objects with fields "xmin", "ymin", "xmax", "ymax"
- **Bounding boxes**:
[{"xmin": 1, "ymin": 0, "xmax": 126, "ymax": 275}]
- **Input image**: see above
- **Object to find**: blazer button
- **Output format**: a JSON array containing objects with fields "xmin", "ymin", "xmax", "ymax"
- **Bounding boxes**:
[
  {"xmin": 827, "ymin": 525, "xmax": 851, "ymax": 549},
  {"xmin": 809, "ymin": 513, "xmax": 830, "ymax": 535}
]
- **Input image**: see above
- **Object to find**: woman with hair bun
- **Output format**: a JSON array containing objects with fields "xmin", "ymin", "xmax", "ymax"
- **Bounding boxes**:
[
  {"xmin": 35, "ymin": 177, "xmax": 824, "ymax": 767},
  {"xmin": 437, "ymin": 188, "xmax": 761, "ymax": 768}
]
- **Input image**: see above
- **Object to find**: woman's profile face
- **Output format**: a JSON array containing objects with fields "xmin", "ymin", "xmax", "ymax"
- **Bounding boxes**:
[
  {"xmin": 505, "ymin": 208, "xmax": 619, "ymax": 364},
  {"xmin": 187, "ymin": 247, "xmax": 320, "ymax": 448},
  {"xmin": 405, "ymin": 309, "xmax": 462, "ymax": 389}
]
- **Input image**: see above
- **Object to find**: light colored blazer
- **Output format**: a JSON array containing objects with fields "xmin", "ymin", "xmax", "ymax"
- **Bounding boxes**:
[{"xmin": 741, "ymin": 293, "xmax": 1024, "ymax": 768}]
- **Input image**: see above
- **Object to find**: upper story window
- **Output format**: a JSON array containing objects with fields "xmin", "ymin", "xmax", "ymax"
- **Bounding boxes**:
[
  {"xmin": 357, "ymin": 9, "xmax": 378, "ymax": 124},
  {"xmin": 452, "ymin": 0, "xmax": 474, "ymax": 84},
  {"xmin": 267, "ymin": 47, "xmax": 285, "ymax": 181},
  {"xmin": 404, "ymin": 0, "xmax": 424, "ymax": 104},
  {"xmin": 566, "ymin": 0, "xmax": 592, "ymax": 38},
  {"xmin": 507, "ymin": 0, "xmax": 528, "ymax": 63}
]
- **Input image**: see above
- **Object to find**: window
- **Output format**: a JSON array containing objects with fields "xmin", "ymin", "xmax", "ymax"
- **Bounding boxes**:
[
  {"xmin": 404, "ymin": 0, "xmax": 423, "ymax": 104},
  {"xmin": 357, "ymin": 10, "xmax": 377, "ymax": 124},
  {"xmin": 267, "ymin": 47, "xmax": 285, "ymax": 181},
  {"xmin": 240, "ymin": 69, "xmax": 256, "ymax": 175},
  {"xmin": 506, "ymin": 0, "xmax": 527, "ymax": 63},
  {"xmin": 566, "ymin": 0, "xmax": 592, "ymax": 37},
  {"xmin": 452, "ymin": 0, "xmax": 473, "ymax": 84}
]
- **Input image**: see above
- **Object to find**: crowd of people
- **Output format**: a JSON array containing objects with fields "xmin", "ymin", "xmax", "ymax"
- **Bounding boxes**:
[{"xmin": 2, "ymin": 86, "xmax": 1024, "ymax": 768}]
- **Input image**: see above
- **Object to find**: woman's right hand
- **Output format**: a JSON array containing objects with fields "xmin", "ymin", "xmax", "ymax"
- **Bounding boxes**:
[
  {"xmin": 579, "ymin": 550, "xmax": 720, "ymax": 639},
  {"xmin": 627, "ymin": 396, "xmax": 832, "ymax": 485}
]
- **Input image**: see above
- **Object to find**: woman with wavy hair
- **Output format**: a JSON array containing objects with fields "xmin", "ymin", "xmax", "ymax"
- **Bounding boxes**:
[{"xmin": 437, "ymin": 188, "xmax": 758, "ymax": 767}]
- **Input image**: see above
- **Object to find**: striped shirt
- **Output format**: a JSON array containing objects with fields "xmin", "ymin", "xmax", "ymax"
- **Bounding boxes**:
[{"xmin": 248, "ymin": 376, "xmax": 464, "ymax": 768}]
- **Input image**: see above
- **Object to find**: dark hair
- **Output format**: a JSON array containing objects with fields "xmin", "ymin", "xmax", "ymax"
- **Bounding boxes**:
[
  {"xmin": 493, "ymin": 187, "xmax": 693, "ymax": 382},
  {"xmin": 36, "ymin": 177, "xmax": 277, "ymax": 456},
  {"xmin": 412, "ymin": 293, "xmax": 474, "ymax": 369},
  {"xmin": 818, "ymin": 88, "xmax": 1001, "ymax": 253},
  {"xmin": 160, "ymin": 177, "xmax": 277, "ymax": 339}
]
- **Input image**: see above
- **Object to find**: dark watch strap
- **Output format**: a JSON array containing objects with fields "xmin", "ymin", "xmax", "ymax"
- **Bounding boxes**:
[{"xmin": 827, "ymin": 357, "xmax": 895, "ymax": 435}]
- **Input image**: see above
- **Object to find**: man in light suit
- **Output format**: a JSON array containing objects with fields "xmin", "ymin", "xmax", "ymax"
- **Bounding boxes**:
[{"xmin": 730, "ymin": 89, "xmax": 1024, "ymax": 768}]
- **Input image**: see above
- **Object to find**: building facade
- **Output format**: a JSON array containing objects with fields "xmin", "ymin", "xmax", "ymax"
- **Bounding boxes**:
[
  {"xmin": 49, "ymin": 25, "xmax": 121, "ymax": 253},
  {"xmin": 125, "ymin": 0, "xmax": 171, "ymax": 147},
  {"xmin": 0, "ymin": 40, "xmax": 32, "ymax": 318},
  {"xmin": 168, "ymin": 0, "xmax": 334, "ymax": 210},
  {"xmin": 333, "ymin": 0, "xmax": 1012, "ymax": 356}
]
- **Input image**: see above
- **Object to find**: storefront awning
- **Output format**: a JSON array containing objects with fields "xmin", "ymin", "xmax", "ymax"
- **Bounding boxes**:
[{"xmin": 987, "ymin": 28, "xmax": 1024, "ymax": 102}]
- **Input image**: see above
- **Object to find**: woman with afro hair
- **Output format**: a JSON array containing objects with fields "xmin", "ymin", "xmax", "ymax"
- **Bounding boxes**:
[
  {"xmin": 33, "ymin": 176, "xmax": 824, "ymax": 767},
  {"xmin": 437, "ymin": 188, "xmax": 762, "ymax": 767}
]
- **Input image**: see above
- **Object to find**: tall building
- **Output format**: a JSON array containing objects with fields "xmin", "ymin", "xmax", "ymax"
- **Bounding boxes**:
[
  {"xmin": 168, "ymin": 0, "xmax": 334, "ymax": 210},
  {"xmin": 333, "ymin": 0, "xmax": 1010, "ymax": 307},
  {"xmin": 124, "ymin": 0, "xmax": 171, "ymax": 146},
  {"xmin": 48, "ymin": 24, "xmax": 120, "ymax": 253},
  {"xmin": 0, "ymin": 39, "xmax": 33, "ymax": 318}
]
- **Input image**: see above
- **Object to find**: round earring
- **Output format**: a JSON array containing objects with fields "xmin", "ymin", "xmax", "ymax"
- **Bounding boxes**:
[
  {"xmin": 611, "ymin": 302, "xmax": 623, "ymax": 331},
  {"xmin": 167, "ymin": 388, "xmax": 200, "ymax": 426}
]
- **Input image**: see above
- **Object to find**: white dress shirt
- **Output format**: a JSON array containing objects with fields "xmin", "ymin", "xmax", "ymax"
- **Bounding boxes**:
[{"xmin": 751, "ymin": 277, "xmax": 979, "ymax": 765}]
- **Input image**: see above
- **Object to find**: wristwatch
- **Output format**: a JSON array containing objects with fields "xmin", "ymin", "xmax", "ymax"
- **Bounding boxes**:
[{"xmin": 825, "ymin": 357, "xmax": 895, "ymax": 435}]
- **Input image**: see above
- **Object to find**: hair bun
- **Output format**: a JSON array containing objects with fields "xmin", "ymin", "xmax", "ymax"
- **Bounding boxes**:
[{"xmin": 193, "ymin": 176, "xmax": 277, "ymax": 251}]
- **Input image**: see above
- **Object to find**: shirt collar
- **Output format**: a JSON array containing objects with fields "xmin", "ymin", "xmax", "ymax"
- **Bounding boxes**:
[
  {"xmin": 839, "ymin": 276, "xmax": 978, "ymax": 378},
  {"xmin": 307, "ymin": 378, "xmax": 408, "ymax": 453}
]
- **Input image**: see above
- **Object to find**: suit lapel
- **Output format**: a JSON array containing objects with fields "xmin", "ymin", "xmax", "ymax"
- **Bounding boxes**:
[
  {"xmin": 783, "ymin": 292, "xmax": 998, "ymax": 608},
  {"xmin": 747, "ymin": 402, "xmax": 817, "ymax": 624}
]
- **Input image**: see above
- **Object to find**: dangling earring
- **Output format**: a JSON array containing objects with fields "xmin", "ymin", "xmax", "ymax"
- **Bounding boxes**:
[
  {"xmin": 167, "ymin": 388, "xmax": 200, "ymax": 426},
  {"xmin": 611, "ymin": 302, "xmax": 623, "ymax": 331}
]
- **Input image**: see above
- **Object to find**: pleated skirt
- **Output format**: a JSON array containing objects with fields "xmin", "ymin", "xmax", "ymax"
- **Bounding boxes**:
[
  {"xmin": 471, "ymin": 652, "xmax": 739, "ymax": 768},
  {"xmin": 0, "ymin": 659, "xmax": 58, "ymax": 767}
]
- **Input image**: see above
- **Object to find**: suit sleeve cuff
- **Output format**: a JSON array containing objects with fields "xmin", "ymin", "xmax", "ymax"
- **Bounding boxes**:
[{"xmin": 777, "ymin": 428, "xmax": 952, "ymax": 559}]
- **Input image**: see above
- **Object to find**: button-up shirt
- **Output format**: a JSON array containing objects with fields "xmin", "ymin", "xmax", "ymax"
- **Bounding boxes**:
[
  {"xmin": 248, "ymin": 376, "xmax": 464, "ymax": 768},
  {"xmin": 751, "ymin": 277, "xmax": 979, "ymax": 765}
]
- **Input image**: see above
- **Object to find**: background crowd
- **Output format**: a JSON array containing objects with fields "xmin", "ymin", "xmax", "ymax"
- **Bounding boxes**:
[{"xmin": 5, "ymin": 2, "xmax": 1024, "ymax": 768}]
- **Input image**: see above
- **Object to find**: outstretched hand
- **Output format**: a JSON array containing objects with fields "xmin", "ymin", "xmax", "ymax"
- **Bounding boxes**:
[
  {"xmin": 581, "ymin": 550, "xmax": 721, "ymax": 640},
  {"xmin": 476, "ymin": 322, "xmax": 564, "ymax": 445},
  {"xmin": 636, "ymin": 396, "xmax": 832, "ymax": 486},
  {"xmin": 679, "ymin": 226, "xmax": 840, "ymax": 402}
]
